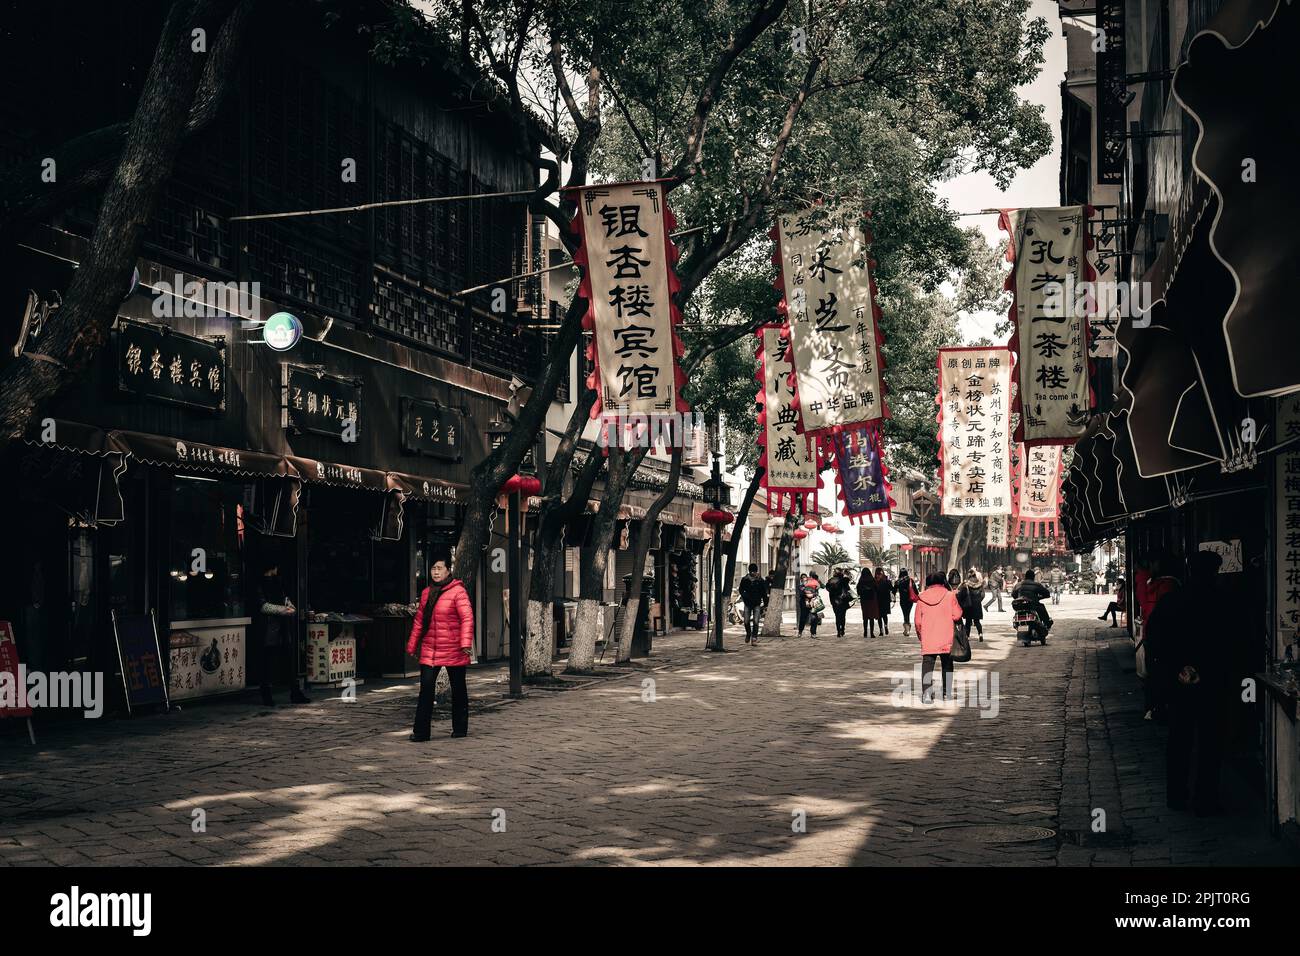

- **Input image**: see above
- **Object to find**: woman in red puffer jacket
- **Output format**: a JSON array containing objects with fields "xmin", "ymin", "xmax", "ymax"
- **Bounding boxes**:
[{"xmin": 406, "ymin": 556, "xmax": 474, "ymax": 741}]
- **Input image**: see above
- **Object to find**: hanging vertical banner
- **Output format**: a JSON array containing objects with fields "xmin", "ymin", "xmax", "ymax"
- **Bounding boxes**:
[
  {"xmin": 755, "ymin": 325, "xmax": 819, "ymax": 513},
  {"xmin": 1276, "ymin": 394, "xmax": 1300, "ymax": 661},
  {"xmin": 773, "ymin": 205, "xmax": 888, "ymax": 437},
  {"xmin": 829, "ymin": 425, "xmax": 892, "ymax": 523},
  {"xmin": 571, "ymin": 180, "xmax": 688, "ymax": 421},
  {"xmin": 937, "ymin": 346, "xmax": 1014, "ymax": 516},
  {"xmin": 1000, "ymin": 206, "xmax": 1094, "ymax": 446},
  {"xmin": 986, "ymin": 514, "xmax": 1008, "ymax": 549},
  {"xmin": 1096, "ymin": 0, "xmax": 1127, "ymax": 185},
  {"xmin": 1015, "ymin": 443, "xmax": 1063, "ymax": 537}
]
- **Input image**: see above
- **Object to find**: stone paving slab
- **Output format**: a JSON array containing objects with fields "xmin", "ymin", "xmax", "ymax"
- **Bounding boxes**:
[{"xmin": 0, "ymin": 596, "xmax": 1295, "ymax": 866}]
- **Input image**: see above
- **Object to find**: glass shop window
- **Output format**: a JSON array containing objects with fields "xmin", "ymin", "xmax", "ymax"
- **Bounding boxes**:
[{"xmin": 167, "ymin": 477, "xmax": 246, "ymax": 621}]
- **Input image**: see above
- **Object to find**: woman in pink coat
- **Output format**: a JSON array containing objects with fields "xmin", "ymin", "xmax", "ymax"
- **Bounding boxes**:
[
  {"xmin": 406, "ymin": 555, "xmax": 474, "ymax": 740},
  {"xmin": 913, "ymin": 571, "xmax": 963, "ymax": 702}
]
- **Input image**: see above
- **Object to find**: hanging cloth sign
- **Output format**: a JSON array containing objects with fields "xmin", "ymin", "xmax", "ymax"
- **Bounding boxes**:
[
  {"xmin": 987, "ymin": 514, "xmax": 1008, "ymax": 548},
  {"xmin": 570, "ymin": 180, "xmax": 687, "ymax": 422},
  {"xmin": 1000, "ymin": 206, "xmax": 1095, "ymax": 446},
  {"xmin": 774, "ymin": 206, "xmax": 888, "ymax": 437},
  {"xmin": 755, "ymin": 325, "xmax": 819, "ymax": 514},
  {"xmin": 829, "ymin": 424, "xmax": 892, "ymax": 523},
  {"xmin": 937, "ymin": 346, "xmax": 1014, "ymax": 516},
  {"xmin": 1015, "ymin": 443, "xmax": 1063, "ymax": 537}
]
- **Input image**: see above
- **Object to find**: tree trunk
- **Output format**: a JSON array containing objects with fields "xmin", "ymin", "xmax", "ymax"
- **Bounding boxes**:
[
  {"xmin": 524, "ymin": 409, "xmax": 600, "ymax": 679},
  {"xmin": 615, "ymin": 445, "xmax": 682, "ymax": 663},
  {"xmin": 721, "ymin": 466, "xmax": 764, "ymax": 603},
  {"xmin": 0, "ymin": 0, "xmax": 243, "ymax": 449},
  {"xmin": 0, "ymin": 0, "xmax": 253, "ymax": 248},
  {"xmin": 761, "ymin": 509, "xmax": 800, "ymax": 636},
  {"xmin": 948, "ymin": 516, "xmax": 972, "ymax": 578},
  {"xmin": 566, "ymin": 446, "xmax": 646, "ymax": 672}
]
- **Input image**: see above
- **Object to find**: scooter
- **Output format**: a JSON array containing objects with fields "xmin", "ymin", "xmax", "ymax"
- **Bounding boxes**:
[{"xmin": 1011, "ymin": 597, "xmax": 1049, "ymax": 646}]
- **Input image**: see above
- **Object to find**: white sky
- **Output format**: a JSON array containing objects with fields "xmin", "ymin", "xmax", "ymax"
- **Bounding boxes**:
[{"xmin": 940, "ymin": 0, "xmax": 1067, "ymax": 344}]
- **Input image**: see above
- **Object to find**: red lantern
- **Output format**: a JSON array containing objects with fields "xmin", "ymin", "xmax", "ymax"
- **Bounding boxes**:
[
  {"xmin": 499, "ymin": 474, "xmax": 524, "ymax": 495},
  {"xmin": 518, "ymin": 475, "xmax": 542, "ymax": 497},
  {"xmin": 793, "ymin": 528, "xmax": 808, "ymax": 540},
  {"xmin": 821, "ymin": 522, "xmax": 841, "ymax": 534},
  {"xmin": 803, "ymin": 518, "xmax": 818, "ymax": 530},
  {"xmin": 701, "ymin": 508, "xmax": 734, "ymax": 526}
]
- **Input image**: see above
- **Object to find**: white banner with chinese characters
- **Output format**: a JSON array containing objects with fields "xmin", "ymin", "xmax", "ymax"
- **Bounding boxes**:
[
  {"xmin": 1001, "ymin": 206, "xmax": 1091, "ymax": 445},
  {"xmin": 573, "ymin": 181, "xmax": 686, "ymax": 419},
  {"xmin": 937, "ymin": 346, "xmax": 1014, "ymax": 515},
  {"xmin": 775, "ymin": 206, "xmax": 887, "ymax": 436},
  {"xmin": 756, "ymin": 325, "xmax": 819, "ymax": 513},
  {"xmin": 1015, "ymin": 443, "xmax": 1062, "ymax": 536},
  {"xmin": 987, "ymin": 514, "xmax": 1008, "ymax": 548}
]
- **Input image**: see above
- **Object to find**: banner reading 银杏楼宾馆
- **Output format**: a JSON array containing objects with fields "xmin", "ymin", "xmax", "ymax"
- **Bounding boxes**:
[{"xmin": 569, "ymin": 180, "xmax": 689, "ymax": 431}]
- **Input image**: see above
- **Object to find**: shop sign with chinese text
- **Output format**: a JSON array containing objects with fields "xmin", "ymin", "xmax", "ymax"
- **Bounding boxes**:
[
  {"xmin": 776, "ymin": 206, "xmax": 886, "ymax": 434},
  {"xmin": 573, "ymin": 181, "xmax": 685, "ymax": 418},
  {"xmin": 282, "ymin": 365, "xmax": 361, "ymax": 440},
  {"xmin": 115, "ymin": 319, "xmax": 225, "ymax": 412},
  {"xmin": 938, "ymin": 347, "xmax": 1013, "ymax": 516},
  {"xmin": 400, "ymin": 398, "xmax": 463, "ymax": 461}
]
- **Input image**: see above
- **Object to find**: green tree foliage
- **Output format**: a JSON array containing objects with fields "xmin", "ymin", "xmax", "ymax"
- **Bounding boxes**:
[{"xmin": 809, "ymin": 541, "xmax": 852, "ymax": 568}]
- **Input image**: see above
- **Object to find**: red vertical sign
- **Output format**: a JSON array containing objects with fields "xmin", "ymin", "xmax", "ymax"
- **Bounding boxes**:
[{"xmin": 0, "ymin": 621, "xmax": 33, "ymax": 718}]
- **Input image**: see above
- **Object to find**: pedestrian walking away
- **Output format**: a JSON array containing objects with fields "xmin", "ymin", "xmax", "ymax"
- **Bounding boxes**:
[
  {"xmin": 827, "ymin": 568, "xmax": 853, "ymax": 638},
  {"xmin": 895, "ymin": 568, "xmax": 919, "ymax": 636},
  {"xmin": 407, "ymin": 553, "xmax": 474, "ymax": 741},
  {"xmin": 802, "ymin": 573, "xmax": 823, "ymax": 637},
  {"xmin": 958, "ymin": 570, "xmax": 984, "ymax": 642},
  {"xmin": 915, "ymin": 571, "xmax": 963, "ymax": 702},
  {"xmin": 795, "ymin": 572, "xmax": 810, "ymax": 635},
  {"xmin": 874, "ymin": 566, "xmax": 893, "ymax": 635},
  {"xmin": 255, "ymin": 557, "xmax": 310, "ymax": 707},
  {"xmin": 857, "ymin": 566, "xmax": 880, "ymax": 637},
  {"xmin": 738, "ymin": 563, "xmax": 770, "ymax": 645}
]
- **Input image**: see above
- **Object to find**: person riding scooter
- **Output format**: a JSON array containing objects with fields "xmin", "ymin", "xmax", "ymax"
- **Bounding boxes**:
[{"xmin": 1012, "ymin": 569, "xmax": 1053, "ymax": 635}]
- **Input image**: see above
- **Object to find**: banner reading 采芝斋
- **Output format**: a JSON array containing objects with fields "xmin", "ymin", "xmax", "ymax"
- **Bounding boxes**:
[
  {"xmin": 775, "ymin": 206, "xmax": 887, "ymax": 436},
  {"xmin": 572, "ymin": 181, "xmax": 687, "ymax": 421},
  {"xmin": 1015, "ymin": 443, "xmax": 1062, "ymax": 537},
  {"xmin": 937, "ymin": 346, "xmax": 1014, "ymax": 516},
  {"xmin": 756, "ymin": 325, "xmax": 819, "ymax": 513},
  {"xmin": 1001, "ymin": 206, "xmax": 1093, "ymax": 446}
]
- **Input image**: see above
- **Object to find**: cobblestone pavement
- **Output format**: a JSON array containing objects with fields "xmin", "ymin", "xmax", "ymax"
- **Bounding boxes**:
[{"xmin": 0, "ymin": 596, "xmax": 1295, "ymax": 866}]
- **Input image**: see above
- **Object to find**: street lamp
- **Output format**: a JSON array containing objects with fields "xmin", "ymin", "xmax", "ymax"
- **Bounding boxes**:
[
  {"xmin": 487, "ymin": 417, "xmax": 539, "ymax": 699},
  {"xmin": 700, "ymin": 462, "xmax": 732, "ymax": 653}
]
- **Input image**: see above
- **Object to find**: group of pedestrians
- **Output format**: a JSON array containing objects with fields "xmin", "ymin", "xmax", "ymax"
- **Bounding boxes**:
[{"xmin": 790, "ymin": 566, "xmax": 922, "ymax": 638}]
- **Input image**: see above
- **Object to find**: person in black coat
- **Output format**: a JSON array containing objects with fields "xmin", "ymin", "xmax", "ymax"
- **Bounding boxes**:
[
  {"xmin": 737, "ymin": 564, "xmax": 770, "ymax": 645},
  {"xmin": 857, "ymin": 567, "xmax": 880, "ymax": 637},
  {"xmin": 895, "ymin": 568, "xmax": 919, "ymax": 636},
  {"xmin": 255, "ymin": 560, "xmax": 310, "ymax": 707},
  {"xmin": 874, "ymin": 567, "xmax": 893, "ymax": 635},
  {"xmin": 826, "ymin": 569, "xmax": 853, "ymax": 638},
  {"xmin": 957, "ymin": 570, "xmax": 984, "ymax": 642}
]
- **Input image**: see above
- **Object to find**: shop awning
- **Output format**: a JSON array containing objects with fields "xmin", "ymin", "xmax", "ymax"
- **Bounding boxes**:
[
  {"xmin": 1172, "ymin": 0, "xmax": 1300, "ymax": 399},
  {"xmin": 19, "ymin": 421, "xmax": 125, "ymax": 526},
  {"xmin": 385, "ymin": 470, "xmax": 469, "ymax": 505},
  {"xmin": 286, "ymin": 455, "xmax": 388, "ymax": 492},
  {"xmin": 112, "ymin": 430, "xmax": 298, "ymax": 479}
]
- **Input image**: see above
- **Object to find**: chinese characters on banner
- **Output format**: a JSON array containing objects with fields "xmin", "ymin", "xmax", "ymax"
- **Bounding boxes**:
[
  {"xmin": 987, "ymin": 514, "xmax": 1008, "ymax": 549},
  {"xmin": 937, "ymin": 347, "xmax": 1013, "ymax": 516},
  {"xmin": 830, "ymin": 426, "xmax": 892, "ymax": 522},
  {"xmin": 1001, "ymin": 206, "xmax": 1092, "ymax": 445},
  {"xmin": 756, "ymin": 326, "xmax": 818, "ymax": 512},
  {"xmin": 775, "ymin": 206, "xmax": 887, "ymax": 435},
  {"xmin": 1275, "ymin": 395, "xmax": 1300, "ymax": 653},
  {"xmin": 1015, "ymin": 443, "xmax": 1062, "ymax": 537},
  {"xmin": 116, "ymin": 319, "xmax": 225, "ymax": 412},
  {"xmin": 573, "ymin": 181, "xmax": 686, "ymax": 420}
]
